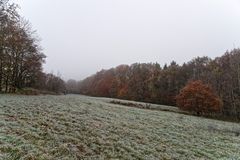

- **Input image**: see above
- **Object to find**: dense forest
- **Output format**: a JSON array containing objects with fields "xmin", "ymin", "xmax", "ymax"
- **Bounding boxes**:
[
  {"xmin": 67, "ymin": 49, "xmax": 240, "ymax": 120},
  {"xmin": 0, "ymin": 0, "xmax": 65, "ymax": 94},
  {"xmin": 1, "ymin": 0, "xmax": 240, "ymax": 120}
]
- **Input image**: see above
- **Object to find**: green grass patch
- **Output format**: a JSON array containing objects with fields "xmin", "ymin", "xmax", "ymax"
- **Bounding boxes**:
[{"xmin": 0, "ymin": 94, "xmax": 240, "ymax": 159}]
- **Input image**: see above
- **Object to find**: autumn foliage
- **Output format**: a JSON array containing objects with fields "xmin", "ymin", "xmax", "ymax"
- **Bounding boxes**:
[
  {"xmin": 67, "ymin": 49, "xmax": 240, "ymax": 120},
  {"xmin": 0, "ymin": 0, "xmax": 65, "ymax": 94},
  {"xmin": 176, "ymin": 81, "xmax": 222, "ymax": 115}
]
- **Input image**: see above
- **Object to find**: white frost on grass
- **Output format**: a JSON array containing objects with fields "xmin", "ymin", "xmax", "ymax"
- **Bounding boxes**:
[{"xmin": 0, "ymin": 94, "xmax": 240, "ymax": 159}]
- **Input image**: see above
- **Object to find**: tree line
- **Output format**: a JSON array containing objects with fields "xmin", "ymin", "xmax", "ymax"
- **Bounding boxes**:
[
  {"xmin": 1, "ymin": 0, "xmax": 239, "ymax": 120},
  {"xmin": 0, "ymin": 0, "xmax": 65, "ymax": 94},
  {"xmin": 67, "ymin": 49, "xmax": 240, "ymax": 120}
]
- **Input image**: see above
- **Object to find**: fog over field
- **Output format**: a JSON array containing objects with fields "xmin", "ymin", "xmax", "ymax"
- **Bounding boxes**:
[
  {"xmin": 14, "ymin": 0, "xmax": 240, "ymax": 80},
  {"xmin": 1, "ymin": 0, "xmax": 240, "ymax": 159}
]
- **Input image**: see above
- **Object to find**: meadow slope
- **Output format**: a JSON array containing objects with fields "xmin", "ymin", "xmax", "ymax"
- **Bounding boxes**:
[{"xmin": 0, "ymin": 95, "xmax": 240, "ymax": 160}]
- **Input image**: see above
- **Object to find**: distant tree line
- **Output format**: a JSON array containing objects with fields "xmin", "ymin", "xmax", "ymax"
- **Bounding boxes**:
[
  {"xmin": 67, "ymin": 49, "xmax": 240, "ymax": 120},
  {"xmin": 0, "ymin": 0, "xmax": 65, "ymax": 94}
]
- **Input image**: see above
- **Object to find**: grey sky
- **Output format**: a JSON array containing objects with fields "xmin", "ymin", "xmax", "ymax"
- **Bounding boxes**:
[{"xmin": 14, "ymin": 0, "xmax": 240, "ymax": 80}]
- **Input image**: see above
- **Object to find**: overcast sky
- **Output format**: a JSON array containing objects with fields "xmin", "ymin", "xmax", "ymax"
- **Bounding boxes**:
[{"xmin": 13, "ymin": 0, "xmax": 240, "ymax": 80}]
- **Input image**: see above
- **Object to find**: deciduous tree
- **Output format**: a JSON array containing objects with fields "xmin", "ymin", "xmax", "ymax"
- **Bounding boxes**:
[{"xmin": 176, "ymin": 80, "xmax": 222, "ymax": 116}]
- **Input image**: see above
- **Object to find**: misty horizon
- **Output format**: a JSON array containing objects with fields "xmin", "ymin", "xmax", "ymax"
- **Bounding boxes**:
[
  {"xmin": 14, "ymin": 0, "xmax": 240, "ymax": 80},
  {"xmin": 1, "ymin": 1, "xmax": 240, "ymax": 159}
]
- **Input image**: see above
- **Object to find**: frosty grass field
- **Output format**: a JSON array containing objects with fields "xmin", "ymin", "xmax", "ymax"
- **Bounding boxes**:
[{"xmin": 0, "ymin": 94, "xmax": 240, "ymax": 160}]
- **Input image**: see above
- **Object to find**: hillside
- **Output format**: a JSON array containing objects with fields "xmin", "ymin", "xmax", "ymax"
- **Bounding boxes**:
[
  {"xmin": 0, "ymin": 95, "xmax": 240, "ymax": 159},
  {"xmin": 73, "ymin": 49, "xmax": 240, "ymax": 120}
]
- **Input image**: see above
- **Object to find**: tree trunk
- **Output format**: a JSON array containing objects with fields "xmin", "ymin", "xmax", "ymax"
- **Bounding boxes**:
[
  {"xmin": 0, "ymin": 59, "xmax": 2, "ymax": 92},
  {"xmin": 5, "ymin": 75, "xmax": 9, "ymax": 93},
  {"xmin": 0, "ymin": 48, "xmax": 2, "ymax": 92}
]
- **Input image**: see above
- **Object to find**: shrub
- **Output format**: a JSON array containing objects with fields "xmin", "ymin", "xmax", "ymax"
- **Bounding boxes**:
[{"xmin": 176, "ymin": 80, "xmax": 222, "ymax": 116}]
